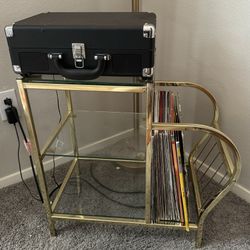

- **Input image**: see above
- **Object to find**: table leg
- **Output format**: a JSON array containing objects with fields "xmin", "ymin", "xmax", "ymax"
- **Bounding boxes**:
[
  {"xmin": 145, "ymin": 83, "xmax": 153, "ymax": 223},
  {"xmin": 65, "ymin": 91, "xmax": 81, "ymax": 195},
  {"xmin": 17, "ymin": 80, "xmax": 56, "ymax": 236}
]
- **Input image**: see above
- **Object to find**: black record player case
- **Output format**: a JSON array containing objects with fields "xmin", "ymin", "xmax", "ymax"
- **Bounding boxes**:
[{"xmin": 5, "ymin": 12, "xmax": 156, "ymax": 80}]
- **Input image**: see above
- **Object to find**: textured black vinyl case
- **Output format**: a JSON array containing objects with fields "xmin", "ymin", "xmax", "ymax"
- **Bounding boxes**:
[{"xmin": 5, "ymin": 12, "xmax": 156, "ymax": 80}]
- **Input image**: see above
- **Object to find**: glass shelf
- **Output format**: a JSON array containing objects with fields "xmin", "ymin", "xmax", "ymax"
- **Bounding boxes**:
[
  {"xmin": 53, "ymin": 159, "xmax": 145, "ymax": 219},
  {"xmin": 44, "ymin": 110, "xmax": 146, "ymax": 161},
  {"xmin": 22, "ymin": 75, "xmax": 148, "ymax": 86}
]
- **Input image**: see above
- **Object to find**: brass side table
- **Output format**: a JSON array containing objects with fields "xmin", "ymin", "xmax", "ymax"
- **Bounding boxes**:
[{"xmin": 17, "ymin": 77, "xmax": 240, "ymax": 247}]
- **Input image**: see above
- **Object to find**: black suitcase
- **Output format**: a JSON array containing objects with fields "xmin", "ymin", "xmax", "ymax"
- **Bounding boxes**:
[{"xmin": 5, "ymin": 12, "xmax": 156, "ymax": 80}]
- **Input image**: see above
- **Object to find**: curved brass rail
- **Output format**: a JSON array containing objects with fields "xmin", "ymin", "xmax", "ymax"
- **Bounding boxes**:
[
  {"xmin": 153, "ymin": 81, "xmax": 241, "ymax": 247},
  {"xmin": 152, "ymin": 122, "xmax": 241, "ymax": 247},
  {"xmin": 155, "ymin": 81, "xmax": 220, "ymax": 126},
  {"xmin": 152, "ymin": 122, "xmax": 240, "ymax": 180}
]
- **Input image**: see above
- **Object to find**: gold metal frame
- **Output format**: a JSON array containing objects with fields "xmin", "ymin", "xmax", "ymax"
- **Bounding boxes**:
[{"xmin": 17, "ymin": 78, "xmax": 240, "ymax": 248}]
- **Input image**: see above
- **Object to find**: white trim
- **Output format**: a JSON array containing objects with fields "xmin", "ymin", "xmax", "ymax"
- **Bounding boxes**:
[
  {"xmin": 232, "ymin": 183, "xmax": 250, "ymax": 204},
  {"xmin": 186, "ymin": 152, "xmax": 250, "ymax": 203},
  {"xmin": 0, "ymin": 128, "xmax": 134, "ymax": 189}
]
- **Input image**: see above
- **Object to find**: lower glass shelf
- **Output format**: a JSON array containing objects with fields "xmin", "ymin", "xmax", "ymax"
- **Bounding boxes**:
[{"xmin": 52, "ymin": 160, "xmax": 145, "ymax": 219}]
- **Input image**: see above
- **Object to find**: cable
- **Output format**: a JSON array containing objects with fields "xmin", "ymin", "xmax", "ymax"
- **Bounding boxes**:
[
  {"xmin": 55, "ymin": 90, "xmax": 62, "ymax": 123},
  {"xmin": 49, "ymin": 184, "xmax": 61, "ymax": 198},
  {"xmin": 90, "ymin": 165, "xmax": 144, "ymax": 194},
  {"xmin": 49, "ymin": 170, "xmax": 144, "ymax": 209},
  {"xmin": 5, "ymin": 98, "xmax": 43, "ymax": 202},
  {"xmin": 14, "ymin": 123, "xmax": 41, "ymax": 201},
  {"xmin": 69, "ymin": 176, "xmax": 145, "ymax": 209},
  {"xmin": 17, "ymin": 120, "xmax": 43, "ymax": 203},
  {"xmin": 52, "ymin": 155, "xmax": 60, "ymax": 187}
]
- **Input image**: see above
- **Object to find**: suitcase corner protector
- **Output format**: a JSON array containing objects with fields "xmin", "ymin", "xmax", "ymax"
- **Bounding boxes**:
[
  {"xmin": 5, "ymin": 25, "xmax": 14, "ymax": 38},
  {"xmin": 13, "ymin": 65, "xmax": 22, "ymax": 74},
  {"xmin": 143, "ymin": 23, "xmax": 156, "ymax": 39}
]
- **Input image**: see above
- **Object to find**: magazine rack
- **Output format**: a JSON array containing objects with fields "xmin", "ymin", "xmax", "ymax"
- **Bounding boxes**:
[{"xmin": 17, "ymin": 77, "xmax": 240, "ymax": 248}]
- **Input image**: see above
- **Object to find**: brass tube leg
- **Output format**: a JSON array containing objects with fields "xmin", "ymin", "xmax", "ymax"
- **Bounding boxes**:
[
  {"xmin": 196, "ymin": 221, "xmax": 204, "ymax": 248},
  {"xmin": 145, "ymin": 83, "xmax": 153, "ymax": 223},
  {"xmin": 132, "ymin": 0, "xmax": 140, "ymax": 150},
  {"xmin": 132, "ymin": 0, "xmax": 140, "ymax": 12},
  {"xmin": 17, "ymin": 80, "xmax": 56, "ymax": 236},
  {"xmin": 65, "ymin": 91, "xmax": 81, "ymax": 194}
]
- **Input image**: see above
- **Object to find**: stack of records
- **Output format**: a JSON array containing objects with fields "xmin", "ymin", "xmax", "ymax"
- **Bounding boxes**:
[{"xmin": 151, "ymin": 90, "xmax": 190, "ymax": 231}]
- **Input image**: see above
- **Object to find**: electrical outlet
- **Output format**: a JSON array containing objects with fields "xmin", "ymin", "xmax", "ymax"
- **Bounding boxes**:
[{"xmin": 0, "ymin": 89, "xmax": 20, "ymax": 121}]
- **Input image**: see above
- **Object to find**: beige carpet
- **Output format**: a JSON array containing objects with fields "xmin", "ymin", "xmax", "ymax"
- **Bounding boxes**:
[{"xmin": 0, "ymin": 161, "xmax": 250, "ymax": 250}]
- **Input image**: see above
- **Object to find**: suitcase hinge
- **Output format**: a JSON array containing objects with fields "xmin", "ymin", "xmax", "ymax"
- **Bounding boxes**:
[
  {"xmin": 72, "ymin": 43, "xmax": 86, "ymax": 69},
  {"xmin": 143, "ymin": 23, "xmax": 156, "ymax": 39},
  {"xmin": 5, "ymin": 25, "xmax": 14, "ymax": 38},
  {"xmin": 143, "ymin": 67, "xmax": 154, "ymax": 78}
]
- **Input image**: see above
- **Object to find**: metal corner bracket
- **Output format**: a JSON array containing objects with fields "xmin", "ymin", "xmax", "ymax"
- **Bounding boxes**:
[
  {"xmin": 13, "ymin": 65, "xmax": 21, "ymax": 74},
  {"xmin": 5, "ymin": 25, "xmax": 14, "ymax": 38},
  {"xmin": 143, "ymin": 67, "xmax": 154, "ymax": 78},
  {"xmin": 143, "ymin": 23, "xmax": 156, "ymax": 39}
]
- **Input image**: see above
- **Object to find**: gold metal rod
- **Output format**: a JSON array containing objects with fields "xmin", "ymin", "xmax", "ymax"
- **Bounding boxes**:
[
  {"xmin": 145, "ymin": 83, "xmax": 153, "ymax": 223},
  {"xmin": 201, "ymin": 162, "xmax": 224, "ymax": 192},
  {"xmin": 197, "ymin": 143, "xmax": 217, "ymax": 171},
  {"xmin": 188, "ymin": 133, "xmax": 211, "ymax": 203},
  {"xmin": 189, "ymin": 160, "xmax": 202, "ymax": 214},
  {"xmin": 214, "ymin": 123, "xmax": 234, "ymax": 175},
  {"xmin": 218, "ymin": 140, "xmax": 234, "ymax": 174},
  {"xmin": 22, "ymin": 82, "xmax": 147, "ymax": 93},
  {"xmin": 132, "ymin": 0, "xmax": 140, "ymax": 12},
  {"xmin": 51, "ymin": 158, "xmax": 78, "ymax": 211},
  {"xmin": 77, "ymin": 156, "xmax": 145, "ymax": 164},
  {"xmin": 65, "ymin": 91, "xmax": 79, "ymax": 157},
  {"xmin": 132, "ymin": 0, "xmax": 141, "ymax": 141},
  {"xmin": 51, "ymin": 213, "xmax": 198, "ymax": 230},
  {"xmin": 65, "ymin": 90, "xmax": 80, "ymax": 194},
  {"xmin": 17, "ymin": 79, "xmax": 56, "ymax": 236},
  {"xmin": 41, "ymin": 111, "xmax": 71, "ymax": 158},
  {"xmin": 193, "ymin": 136, "xmax": 212, "ymax": 165},
  {"xmin": 199, "ymin": 151, "xmax": 220, "ymax": 181}
]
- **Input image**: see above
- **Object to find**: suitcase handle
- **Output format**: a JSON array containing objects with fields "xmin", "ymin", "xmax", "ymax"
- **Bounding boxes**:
[{"xmin": 48, "ymin": 53, "xmax": 111, "ymax": 80}]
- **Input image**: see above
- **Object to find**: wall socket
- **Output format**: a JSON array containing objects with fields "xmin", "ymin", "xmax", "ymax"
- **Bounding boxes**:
[{"xmin": 0, "ymin": 89, "xmax": 20, "ymax": 121}]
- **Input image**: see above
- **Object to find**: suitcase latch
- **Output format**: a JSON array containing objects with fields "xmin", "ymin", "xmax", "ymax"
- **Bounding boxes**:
[{"xmin": 72, "ymin": 43, "xmax": 86, "ymax": 69}]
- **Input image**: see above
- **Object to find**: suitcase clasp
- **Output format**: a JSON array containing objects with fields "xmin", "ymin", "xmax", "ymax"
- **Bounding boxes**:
[{"xmin": 72, "ymin": 43, "xmax": 86, "ymax": 69}]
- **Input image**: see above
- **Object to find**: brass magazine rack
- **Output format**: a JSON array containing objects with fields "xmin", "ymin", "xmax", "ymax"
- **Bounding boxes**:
[{"xmin": 17, "ymin": 77, "xmax": 240, "ymax": 248}]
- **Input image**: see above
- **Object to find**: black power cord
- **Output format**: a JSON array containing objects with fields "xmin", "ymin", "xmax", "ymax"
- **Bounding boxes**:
[
  {"xmin": 13, "ymin": 123, "xmax": 41, "ymax": 201},
  {"xmin": 4, "ymin": 98, "xmax": 43, "ymax": 202},
  {"xmin": 90, "ymin": 164, "xmax": 144, "ymax": 194},
  {"xmin": 69, "ymin": 176, "xmax": 145, "ymax": 209}
]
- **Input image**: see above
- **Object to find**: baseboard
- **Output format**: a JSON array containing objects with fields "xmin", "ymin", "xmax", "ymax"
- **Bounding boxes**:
[
  {"xmin": 0, "ymin": 128, "xmax": 133, "ymax": 189},
  {"xmin": 185, "ymin": 152, "xmax": 250, "ymax": 204}
]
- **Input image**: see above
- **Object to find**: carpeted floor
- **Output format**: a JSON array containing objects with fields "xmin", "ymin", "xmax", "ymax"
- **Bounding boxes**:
[{"xmin": 0, "ymin": 161, "xmax": 250, "ymax": 250}]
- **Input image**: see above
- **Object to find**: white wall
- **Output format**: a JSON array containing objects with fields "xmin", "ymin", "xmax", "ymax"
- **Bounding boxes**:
[
  {"xmin": 0, "ymin": 0, "xmax": 249, "ymax": 197},
  {"xmin": 142, "ymin": 0, "xmax": 250, "ymax": 192}
]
